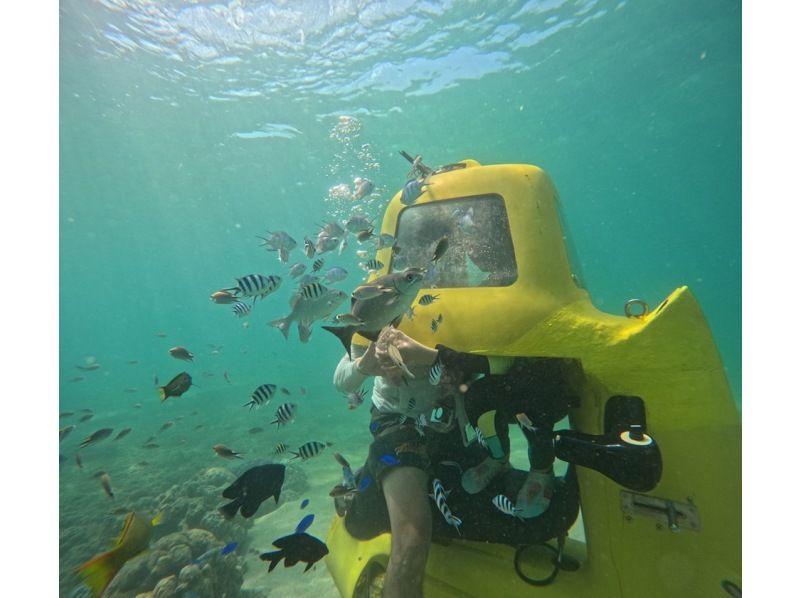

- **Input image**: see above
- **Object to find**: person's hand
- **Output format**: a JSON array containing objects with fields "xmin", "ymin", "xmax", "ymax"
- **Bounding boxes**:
[
  {"xmin": 366, "ymin": 328, "xmax": 404, "ymax": 385},
  {"xmin": 355, "ymin": 339, "xmax": 404, "ymax": 385},
  {"xmin": 354, "ymin": 342, "xmax": 383, "ymax": 377},
  {"xmin": 378, "ymin": 328, "xmax": 438, "ymax": 367}
]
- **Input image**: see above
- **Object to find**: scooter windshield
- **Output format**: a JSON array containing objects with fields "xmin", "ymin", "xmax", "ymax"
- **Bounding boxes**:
[{"xmin": 390, "ymin": 194, "xmax": 517, "ymax": 288}]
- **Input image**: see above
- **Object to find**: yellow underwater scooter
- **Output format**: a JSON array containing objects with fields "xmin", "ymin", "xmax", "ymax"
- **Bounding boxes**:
[{"xmin": 323, "ymin": 155, "xmax": 741, "ymax": 598}]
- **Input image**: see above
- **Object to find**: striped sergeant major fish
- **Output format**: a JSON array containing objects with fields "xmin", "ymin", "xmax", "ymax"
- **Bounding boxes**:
[
  {"xmin": 358, "ymin": 259, "xmax": 384, "ymax": 272},
  {"xmin": 428, "ymin": 357, "xmax": 444, "ymax": 386},
  {"xmin": 430, "ymin": 478, "xmax": 461, "ymax": 535},
  {"xmin": 311, "ymin": 258, "xmax": 324, "ymax": 273},
  {"xmin": 290, "ymin": 441, "xmax": 332, "ymax": 461},
  {"xmin": 345, "ymin": 387, "xmax": 367, "ymax": 410},
  {"xmin": 400, "ymin": 177, "xmax": 430, "ymax": 205},
  {"xmin": 244, "ymin": 384, "xmax": 276, "ymax": 410},
  {"xmin": 271, "ymin": 403, "xmax": 298, "ymax": 429},
  {"xmin": 304, "ymin": 237, "xmax": 316, "ymax": 259},
  {"xmin": 224, "ymin": 274, "xmax": 282, "ymax": 302},
  {"xmin": 492, "ymin": 494, "xmax": 523, "ymax": 520},
  {"xmin": 474, "ymin": 426, "xmax": 488, "ymax": 448},
  {"xmin": 418, "ymin": 293, "xmax": 439, "ymax": 306},
  {"xmin": 274, "ymin": 442, "xmax": 289, "ymax": 455},
  {"xmin": 231, "ymin": 301, "xmax": 251, "ymax": 318},
  {"xmin": 299, "ymin": 281, "xmax": 328, "ymax": 300}
]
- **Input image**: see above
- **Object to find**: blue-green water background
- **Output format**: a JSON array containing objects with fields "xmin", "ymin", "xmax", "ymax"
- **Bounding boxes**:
[{"xmin": 59, "ymin": 0, "xmax": 740, "ymax": 594}]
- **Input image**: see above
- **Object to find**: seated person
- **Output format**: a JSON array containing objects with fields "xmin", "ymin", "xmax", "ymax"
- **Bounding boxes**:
[{"xmin": 333, "ymin": 330, "xmax": 472, "ymax": 598}]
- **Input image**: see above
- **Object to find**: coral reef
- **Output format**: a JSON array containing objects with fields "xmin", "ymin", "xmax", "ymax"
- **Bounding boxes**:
[
  {"xmin": 65, "ymin": 464, "xmax": 310, "ymax": 597},
  {"xmin": 102, "ymin": 466, "xmax": 250, "ymax": 597},
  {"xmin": 105, "ymin": 528, "xmax": 244, "ymax": 598}
]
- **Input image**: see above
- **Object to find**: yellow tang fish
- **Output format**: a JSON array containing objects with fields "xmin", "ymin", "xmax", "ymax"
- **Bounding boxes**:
[{"xmin": 76, "ymin": 511, "xmax": 162, "ymax": 597}]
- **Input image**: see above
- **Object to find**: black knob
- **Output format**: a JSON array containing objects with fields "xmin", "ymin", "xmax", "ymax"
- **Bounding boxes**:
[{"xmin": 629, "ymin": 424, "xmax": 645, "ymax": 441}]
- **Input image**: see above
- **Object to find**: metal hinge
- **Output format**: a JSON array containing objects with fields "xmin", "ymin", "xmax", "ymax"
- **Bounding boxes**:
[{"xmin": 620, "ymin": 491, "xmax": 701, "ymax": 532}]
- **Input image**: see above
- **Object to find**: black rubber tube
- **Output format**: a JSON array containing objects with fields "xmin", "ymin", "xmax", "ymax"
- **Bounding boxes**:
[{"xmin": 513, "ymin": 543, "xmax": 560, "ymax": 587}]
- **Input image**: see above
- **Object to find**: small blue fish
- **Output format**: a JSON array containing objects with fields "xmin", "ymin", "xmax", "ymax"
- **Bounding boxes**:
[
  {"xmin": 295, "ymin": 513, "xmax": 315, "ymax": 534},
  {"xmin": 300, "ymin": 498, "xmax": 310, "ymax": 510},
  {"xmin": 323, "ymin": 266, "xmax": 348, "ymax": 284},
  {"xmin": 288, "ymin": 263, "xmax": 307, "ymax": 279},
  {"xmin": 380, "ymin": 454, "xmax": 401, "ymax": 466},
  {"xmin": 353, "ymin": 177, "xmax": 374, "ymax": 201},
  {"xmin": 374, "ymin": 233, "xmax": 396, "ymax": 250},
  {"xmin": 193, "ymin": 542, "xmax": 237, "ymax": 564}
]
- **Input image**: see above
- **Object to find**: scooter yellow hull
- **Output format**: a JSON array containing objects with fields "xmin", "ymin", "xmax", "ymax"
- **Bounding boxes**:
[{"xmin": 325, "ymin": 160, "xmax": 741, "ymax": 598}]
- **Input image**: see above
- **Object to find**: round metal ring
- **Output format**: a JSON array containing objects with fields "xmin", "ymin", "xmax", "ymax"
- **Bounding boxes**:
[
  {"xmin": 624, "ymin": 299, "xmax": 649, "ymax": 319},
  {"xmin": 620, "ymin": 430, "xmax": 654, "ymax": 446}
]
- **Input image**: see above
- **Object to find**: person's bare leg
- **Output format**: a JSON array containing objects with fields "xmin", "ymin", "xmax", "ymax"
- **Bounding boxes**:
[{"xmin": 381, "ymin": 466, "xmax": 431, "ymax": 598}]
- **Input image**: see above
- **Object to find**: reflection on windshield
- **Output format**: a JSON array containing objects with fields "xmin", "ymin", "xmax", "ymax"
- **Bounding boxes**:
[{"xmin": 391, "ymin": 195, "xmax": 517, "ymax": 288}]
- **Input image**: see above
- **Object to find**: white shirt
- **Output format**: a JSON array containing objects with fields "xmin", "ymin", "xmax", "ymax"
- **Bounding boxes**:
[{"xmin": 333, "ymin": 344, "xmax": 446, "ymax": 416}]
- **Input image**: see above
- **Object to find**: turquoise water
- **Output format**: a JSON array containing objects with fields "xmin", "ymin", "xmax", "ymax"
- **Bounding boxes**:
[{"xmin": 59, "ymin": 1, "xmax": 740, "ymax": 596}]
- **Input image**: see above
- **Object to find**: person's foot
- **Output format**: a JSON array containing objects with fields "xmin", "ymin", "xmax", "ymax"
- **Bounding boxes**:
[
  {"xmin": 461, "ymin": 457, "xmax": 510, "ymax": 494},
  {"xmin": 515, "ymin": 469, "xmax": 554, "ymax": 518}
]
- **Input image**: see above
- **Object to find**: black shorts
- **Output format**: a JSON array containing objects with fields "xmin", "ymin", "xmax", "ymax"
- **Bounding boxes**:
[
  {"xmin": 364, "ymin": 407, "xmax": 471, "ymax": 486},
  {"xmin": 347, "ymin": 419, "xmax": 581, "ymax": 544}
]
